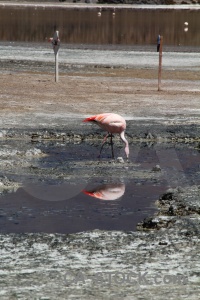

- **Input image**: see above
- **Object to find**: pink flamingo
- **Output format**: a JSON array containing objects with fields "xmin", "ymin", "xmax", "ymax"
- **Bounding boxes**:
[{"xmin": 83, "ymin": 113, "xmax": 129, "ymax": 159}]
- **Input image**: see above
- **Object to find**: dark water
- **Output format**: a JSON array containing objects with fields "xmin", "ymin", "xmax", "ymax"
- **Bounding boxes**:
[
  {"xmin": 0, "ymin": 6, "xmax": 200, "ymax": 46},
  {"xmin": 0, "ymin": 182, "xmax": 164, "ymax": 234},
  {"xmin": 0, "ymin": 141, "xmax": 200, "ymax": 234}
]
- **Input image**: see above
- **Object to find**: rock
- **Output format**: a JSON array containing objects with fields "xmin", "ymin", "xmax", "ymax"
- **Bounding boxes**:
[
  {"xmin": 146, "ymin": 132, "xmax": 154, "ymax": 139},
  {"xmin": 152, "ymin": 164, "xmax": 161, "ymax": 172},
  {"xmin": 25, "ymin": 148, "xmax": 43, "ymax": 156},
  {"xmin": 0, "ymin": 130, "xmax": 7, "ymax": 138},
  {"xmin": 117, "ymin": 157, "xmax": 124, "ymax": 163}
]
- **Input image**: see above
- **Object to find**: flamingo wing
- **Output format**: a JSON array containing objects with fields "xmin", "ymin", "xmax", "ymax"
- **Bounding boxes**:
[{"xmin": 83, "ymin": 113, "xmax": 126, "ymax": 134}]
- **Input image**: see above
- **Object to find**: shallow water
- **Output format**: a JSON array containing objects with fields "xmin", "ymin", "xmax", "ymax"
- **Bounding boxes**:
[
  {"xmin": 0, "ymin": 141, "xmax": 200, "ymax": 234},
  {"xmin": 0, "ymin": 182, "xmax": 163, "ymax": 234}
]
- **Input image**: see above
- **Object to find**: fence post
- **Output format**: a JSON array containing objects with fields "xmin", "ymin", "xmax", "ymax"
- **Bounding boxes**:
[{"xmin": 49, "ymin": 31, "xmax": 60, "ymax": 82}]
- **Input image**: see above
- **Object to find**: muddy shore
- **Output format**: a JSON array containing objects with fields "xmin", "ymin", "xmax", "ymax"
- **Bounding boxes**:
[
  {"xmin": 0, "ymin": 46, "xmax": 200, "ymax": 299},
  {"xmin": 0, "ymin": 64, "xmax": 200, "ymax": 140}
]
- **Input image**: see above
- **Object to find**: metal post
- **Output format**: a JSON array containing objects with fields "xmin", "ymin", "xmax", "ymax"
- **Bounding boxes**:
[
  {"xmin": 49, "ymin": 31, "xmax": 60, "ymax": 83},
  {"xmin": 158, "ymin": 36, "xmax": 163, "ymax": 91},
  {"xmin": 55, "ymin": 51, "xmax": 59, "ymax": 83}
]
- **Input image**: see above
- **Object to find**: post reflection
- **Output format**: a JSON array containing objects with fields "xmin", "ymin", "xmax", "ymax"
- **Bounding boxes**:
[{"xmin": 83, "ymin": 183, "xmax": 125, "ymax": 201}]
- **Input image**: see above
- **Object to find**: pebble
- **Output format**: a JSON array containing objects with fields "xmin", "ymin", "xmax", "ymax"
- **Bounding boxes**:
[
  {"xmin": 117, "ymin": 157, "xmax": 124, "ymax": 163},
  {"xmin": 25, "ymin": 148, "xmax": 42, "ymax": 156},
  {"xmin": 152, "ymin": 165, "xmax": 161, "ymax": 172}
]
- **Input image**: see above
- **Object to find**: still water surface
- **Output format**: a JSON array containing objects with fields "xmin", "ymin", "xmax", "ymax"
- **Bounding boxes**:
[{"xmin": 0, "ymin": 142, "xmax": 200, "ymax": 234}]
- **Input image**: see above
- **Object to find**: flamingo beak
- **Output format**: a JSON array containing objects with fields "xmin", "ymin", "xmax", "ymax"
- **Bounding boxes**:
[
  {"xmin": 82, "ymin": 190, "xmax": 103, "ymax": 199},
  {"xmin": 82, "ymin": 190, "xmax": 94, "ymax": 197}
]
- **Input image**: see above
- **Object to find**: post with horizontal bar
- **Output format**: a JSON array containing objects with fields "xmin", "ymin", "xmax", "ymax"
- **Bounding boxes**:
[{"xmin": 158, "ymin": 35, "xmax": 163, "ymax": 91}]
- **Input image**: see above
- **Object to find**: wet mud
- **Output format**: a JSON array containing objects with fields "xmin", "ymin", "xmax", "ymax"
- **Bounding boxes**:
[
  {"xmin": 0, "ymin": 138, "xmax": 200, "ymax": 294},
  {"xmin": 0, "ymin": 99, "xmax": 200, "ymax": 299},
  {"xmin": 0, "ymin": 203, "xmax": 199, "ymax": 299}
]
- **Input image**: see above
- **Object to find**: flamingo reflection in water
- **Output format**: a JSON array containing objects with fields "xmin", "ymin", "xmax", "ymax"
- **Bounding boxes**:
[{"xmin": 83, "ymin": 183, "xmax": 125, "ymax": 201}]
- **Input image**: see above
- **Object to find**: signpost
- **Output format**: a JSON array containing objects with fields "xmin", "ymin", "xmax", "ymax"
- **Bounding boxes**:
[{"xmin": 49, "ymin": 31, "xmax": 60, "ymax": 82}]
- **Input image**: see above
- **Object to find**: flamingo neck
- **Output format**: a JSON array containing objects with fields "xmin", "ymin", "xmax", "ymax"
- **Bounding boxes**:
[{"xmin": 120, "ymin": 131, "xmax": 129, "ymax": 158}]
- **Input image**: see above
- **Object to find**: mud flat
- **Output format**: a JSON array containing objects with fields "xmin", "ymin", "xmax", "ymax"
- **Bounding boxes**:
[
  {"xmin": 0, "ymin": 190, "xmax": 199, "ymax": 299},
  {"xmin": 0, "ymin": 184, "xmax": 200, "ymax": 299},
  {"xmin": 0, "ymin": 67, "xmax": 200, "ymax": 141},
  {"xmin": 0, "ymin": 50, "xmax": 200, "ymax": 298}
]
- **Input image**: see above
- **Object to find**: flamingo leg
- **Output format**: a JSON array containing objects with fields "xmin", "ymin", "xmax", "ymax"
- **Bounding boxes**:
[
  {"xmin": 99, "ymin": 133, "xmax": 109, "ymax": 158},
  {"xmin": 110, "ymin": 134, "xmax": 115, "ymax": 159}
]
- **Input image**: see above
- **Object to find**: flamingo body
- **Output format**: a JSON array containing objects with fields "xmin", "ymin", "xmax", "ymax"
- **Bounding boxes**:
[
  {"xmin": 83, "ymin": 183, "xmax": 125, "ymax": 201},
  {"xmin": 83, "ymin": 113, "xmax": 129, "ymax": 158}
]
